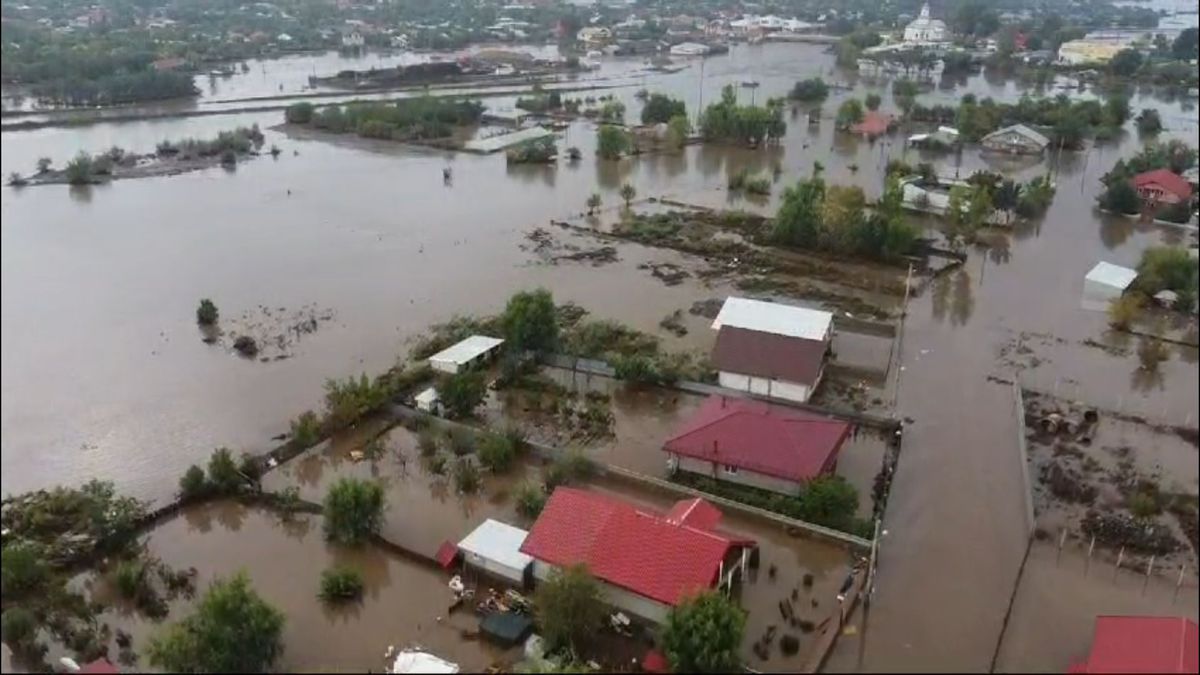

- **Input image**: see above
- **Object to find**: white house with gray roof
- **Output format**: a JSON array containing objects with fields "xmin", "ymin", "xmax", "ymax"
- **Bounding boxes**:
[{"xmin": 981, "ymin": 124, "xmax": 1050, "ymax": 155}]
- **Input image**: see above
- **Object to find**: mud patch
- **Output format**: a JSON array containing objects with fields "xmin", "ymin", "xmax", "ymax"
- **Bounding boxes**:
[
  {"xmin": 222, "ymin": 303, "xmax": 335, "ymax": 361},
  {"xmin": 638, "ymin": 262, "xmax": 690, "ymax": 286}
]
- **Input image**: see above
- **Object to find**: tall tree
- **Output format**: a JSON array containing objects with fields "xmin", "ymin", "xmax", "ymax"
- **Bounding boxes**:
[
  {"xmin": 661, "ymin": 591, "xmax": 746, "ymax": 673},
  {"xmin": 323, "ymin": 478, "xmax": 385, "ymax": 545},
  {"xmin": 533, "ymin": 564, "xmax": 606, "ymax": 655},
  {"xmin": 502, "ymin": 289, "xmax": 559, "ymax": 354}
]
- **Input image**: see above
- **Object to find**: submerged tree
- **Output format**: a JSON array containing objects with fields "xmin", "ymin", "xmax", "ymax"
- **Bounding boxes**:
[
  {"xmin": 323, "ymin": 478, "xmax": 385, "ymax": 545},
  {"xmin": 661, "ymin": 591, "xmax": 746, "ymax": 673},
  {"xmin": 533, "ymin": 564, "xmax": 606, "ymax": 654}
]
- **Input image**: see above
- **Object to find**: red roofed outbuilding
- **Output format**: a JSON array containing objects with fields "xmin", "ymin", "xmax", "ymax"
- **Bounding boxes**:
[
  {"xmin": 1132, "ymin": 169, "xmax": 1194, "ymax": 206},
  {"xmin": 663, "ymin": 396, "xmax": 851, "ymax": 496},
  {"xmin": 519, "ymin": 487, "xmax": 755, "ymax": 623},
  {"xmin": 851, "ymin": 110, "xmax": 893, "ymax": 138},
  {"xmin": 1069, "ymin": 616, "xmax": 1198, "ymax": 674}
]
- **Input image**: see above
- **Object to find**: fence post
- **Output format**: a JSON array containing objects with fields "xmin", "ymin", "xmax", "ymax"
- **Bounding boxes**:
[
  {"xmin": 1175, "ymin": 565, "xmax": 1186, "ymax": 604},
  {"xmin": 1114, "ymin": 547, "xmax": 1125, "ymax": 582},
  {"xmin": 1143, "ymin": 556, "xmax": 1155, "ymax": 595},
  {"xmin": 1085, "ymin": 536, "xmax": 1095, "ymax": 577},
  {"xmin": 1056, "ymin": 529, "xmax": 1066, "ymax": 565}
]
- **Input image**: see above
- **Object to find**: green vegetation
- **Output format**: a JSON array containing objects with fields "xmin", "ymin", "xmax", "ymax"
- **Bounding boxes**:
[
  {"xmin": 773, "ymin": 170, "xmax": 917, "ymax": 261},
  {"xmin": 64, "ymin": 152, "xmax": 95, "ymax": 185},
  {"xmin": 865, "ymin": 93, "xmax": 882, "ymax": 111},
  {"xmin": 452, "ymin": 457, "xmax": 482, "ymax": 493},
  {"xmin": 478, "ymin": 429, "xmax": 525, "ymax": 473},
  {"xmin": 698, "ymin": 86, "xmax": 785, "ymax": 146},
  {"xmin": 1135, "ymin": 109, "xmax": 1163, "ymax": 135},
  {"xmin": 516, "ymin": 86, "xmax": 563, "ymax": 113},
  {"xmin": 318, "ymin": 566, "xmax": 364, "ymax": 603},
  {"xmin": 207, "ymin": 447, "xmax": 243, "ymax": 495},
  {"xmin": 673, "ymin": 472, "xmax": 870, "ymax": 538},
  {"xmin": 835, "ymin": 30, "xmax": 882, "ymax": 69},
  {"xmin": 196, "ymin": 298, "xmax": 219, "ymax": 325},
  {"xmin": 954, "ymin": 93, "xmax": 1131, "ymax": 148},
  {"xmin": 323, "ymin": 478, "xmax": 385, "ymax": 545},
  {"xmin": 507, "ymin": 137, "xmax": 557, "ymax": 164},
  {"xmin": 619, "ymin": 182, "xmax": 637, "ymax": 207},
  {"xmin": 835, "ymin": 98, "xmax": 864, "ymax": 129},
  {"xmin": 179, "ymin": 465, "xmax": 208, "ymax": 500},
  {"xmin": 417, "ymin": 427, "xmax": 440, "ymax": 456},
  {"xmin": 596, "ymin": 124, "xmax": 632, "ymax": 160},
  {"xmin": 1135, "ymin": 247, "xmax": 1199, "ymax": 312},
  {"xmin": 640, "ymin": 93, "xmax": 686, "ymax": 125},
  {"xmin": 788, "ymin": 77, "xmax": 829, "ymax": 103},
  {"xmin": 666, "ymin": 114, "xmax": 692, "ymax": 149},
  {"xmin": 288, "ymin": 97, "xmax": 484, "ymax": 142},
  {"xmin": 503, "ymin": 288, "xmax": 560, "ymax": 354},
  {"xmin": 1100, "ymin": 141, "xmax": 1199, "ymax": 221},
  {"xmin": 533, "ymin": 564, "xmax": 606, "ymax": 654},
  {"xmin": 155, "ymin": 125, "xmax": 265, "ymax": 160},
  {"xmin": 892, "ymin": 79, "xmax": 919, "ymax": 116},
  {"xmin": 542, "ymin": 450, "xmax": 596, "ymax": 491},
  {"xmin": 323, "ymin": 374, "xmax": 391, "ymax": 430},
  {"xmin": 285, "ymin": 102, "xmax": 315, "ymax": 124},
  {"xmin": 728, "ymin": 169, "xmax": 771, "ymax": 195},
  {"xmin": 1098, "ymin": 179, "xmax": 1140, "ymax": 215},
  {"xmin": 661, "ymin": 591, "xmax": 746, "ymax": 673},
  {"xmin": 148, "ymin": 573, "xmax": 284, "ymax": 673},
  {"xmin": 598, "ymin": 100, "xmax": 625, "ymax": 123},
  {"xmin": 515, "ymin": 482, "xmax": 548, "ymax": 518},
  {"xmin": 290, "ymin": 410, "xmax": 322, "ymax": 447},
  {"xmin": 586, "ymin": 192, "xmax": 601, "ymax": 215},
  {"xmin": 437, "ymin": 371, "xmax": 487, "ymax": 419},
  {"xmin": 1108, "ymin": 295, "xmax": 1142, "ymax": 330},
  {"xmin": 1, "ymin": 607, "xmax": 38, "ymax": 650}
]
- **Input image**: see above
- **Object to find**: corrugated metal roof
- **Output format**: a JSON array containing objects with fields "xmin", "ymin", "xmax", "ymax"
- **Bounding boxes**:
[
  {"xmin": 1074, "ymin": 616, "xmax": 1198, "ymax": 673},
  {"xmin": 428, "ymin": 335, "xmax": 504, "ymax": 368},
  {"xmin": 1085, "ymin": 262, "xmax": 1138, "ymax": 291},
  {"xmin": 711, "ymin": 297, "xmax": 832, "ymax": 342},
  {"xmin": 984, "ymin": 123, "xmax": 1050, "ymax": 148},
  {"xmin": 457, "ymin": 519, "xmax": 533, "ymax": 572},
  {"xmin": 711, "ymin": 325, "xmax": 827, "ymax": 385}
]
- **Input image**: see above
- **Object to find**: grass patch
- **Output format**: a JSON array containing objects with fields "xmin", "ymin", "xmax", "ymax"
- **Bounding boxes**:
[{"xmin": 318, "ymin": 566, "xmax": 364, "ymax": 603}]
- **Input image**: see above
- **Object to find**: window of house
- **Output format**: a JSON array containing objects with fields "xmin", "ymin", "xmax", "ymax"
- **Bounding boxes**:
[{"xmin": 722, "ymin": 464, "xmax": 739, "ymax": 475}]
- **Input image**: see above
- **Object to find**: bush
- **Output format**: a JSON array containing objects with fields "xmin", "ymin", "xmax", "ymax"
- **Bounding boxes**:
[
  {"xmin": 1, "ymin": 607, "xmax": 37, "ymax": 647},
  {"xmin": 596, "ymin": 124, "xmax": 632, "ymax": 159},
  {"xmin": 478, "ymin": 434, "xmax": 517, "ymax": 473},
  {"xmin": 437, "ymin": 371, "xmax": 487, "ymax": 419},
  {"xmin": 417, "ymin": 427, "xmax": 439, "ymax": 456},
  {"xmin": 324, "ymin": 374, "xmax": 390, "ymax": 430},
  {"xmin": 207, "ymin": 447, "xmax": 243, "ymax": 495},
  {"xmin": 286, "ymin": 102, "xmax": 315, "ymax": 124},
  {"xmin": 1136, "ymin": 109, "xmax": 1162, "ymax": 135},
  {"xmin": 836, "ymin": 99, "xmax": 864, "ymax": 129},
  {"xmin": 196, "ymin": 298, "xmax": 219, "ymax": 325},
  {"xmin": 662, "ymin": 591, "xmax": 746, "ymax": 672},
  {"xmin": 239, "ymin": 453, "xmax": 262, "ymax": 482},
  {"xmin": 789, "ymin": 77, "xmax": 829, "ymax": 103},
  {"xmin": 446, "ymin": 426, "xmax": 475, "ymax": 456},
  {"xmin": 543, "ymin": 449, "xmax": 595, "ymax": 490},
  {"xmin": 426, "ymin": 453, "xmax": 448, "ymax": 475},
  {"xmin": 318, "ymin": 566, "xmax": 364, "ymax": 603},
  {"xmin": 533, "ymin": 564, "xmax": 606, "ymax": 654},
  {"xmin": 1129, "ymin": 491, "xmax": 1161, "ymax": 519},
  {"xmin": 865, "ymin": 93, "xmax": 882, "ymax": 111},
  {"xmin": 1108, "ymin": 295, "xmax": 1142, "ymax": 330},
  {"xmin": 1, "ymin": 544, "xmax": 47, "ymax": 598},
  {"xmin": 323, "ymin": 478, "xmax": 385, "ymax": 545},
  {"xmin": 1136, "ymin": 246, "xmax": 1198, "ymax": 296},
  {"xmin": 114, "ymin": 559, "xmax": 146, "ymax": 599},
  {"xmin": 641, "ymin": 93, "xmax": 686, "ymax": 125},
  {"xmin": 148, "ymin": 573, "xmax": 284, "ymax": 673},
  {"xmin": 65, "ymin": 151, "xmax": 94, "ymax": 185},
  {"xmin": 452, "ymin": 457, "xmax": 481, "ymax": 493},
  {"xmin": 514, "ymin": 482, "xmax": 547, "ymax": 518},
  {"xmin": 667, "ymin": 114, "xmax": 692, "ymax": 149},
  {"xmin": 290, "ymin": 410, "xmax": 322, "ymax": 446},
  {"xmin": 179, "ymin": 465, "xmax": 209, "ymax": 499}
]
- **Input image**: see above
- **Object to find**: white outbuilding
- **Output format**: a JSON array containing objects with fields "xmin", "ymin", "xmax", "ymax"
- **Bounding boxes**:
[
  {"xmin": 457, "ymin": 519, "xmax": 533, "ymax": 585},
  {"xmin": 428, "ymin": 335, "xmax": 505, "ymax": 374},
  {"xmin": 1082, "ymin": 261, "xmax": 1138, "ymax": 311}
]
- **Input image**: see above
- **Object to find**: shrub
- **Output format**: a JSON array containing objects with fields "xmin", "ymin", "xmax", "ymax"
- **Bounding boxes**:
[
  {"xmin": 543, "ymin": 449, "xmax": 595, "ymax": 490},
  {"xmin": 789, "ymin": 77, "xmax": 829, "ymax": 103},
  {"xmin": 865, "ymin": 93, "xmax": 882, "ymax": 111},
  {"xmin": 641, "ymin": 93, "xmax": 686, "ymax": 124},
  {"xmin": 65, "ymin": 151, "xmax": 94, "ymax": 185},
  {"xmin": 318, "ymin": 566, "xmax": 364, "ymax": 603},
  {"xmin": 114, "ymin": 559, "xmax": 146, "ymax": 599},
  {"xmin": 286, "ymin": 102, "xmax": 315, "ymax": 124},
  {"xmin": 324, "ymin": 374, "xmax": 390, "ymax": 430},
  {"xmin": 207, "ymin": 448, "xmax": 243, "ymax": 494},
  {"xmin": 1129, "ymin": 491, "xmax": 1161, "ymax": 519},
  {"xmin": 596, "ymin": 125, "xmax": 632, "ymax": 159},
  {"xmin": 220, "ymin": 149, "xmax": 237, "ymax": 166},
  {"xmin": 452, "ymin": 457, "xmax": 481, "ymax": 493},
  {"xmin": 417, "ymin": 427, "xmax": 439, "ymax": 456},
  {"xmin": 620, "ymin": 182, "xmax": 637, "ymax": 207},
  {"xmin": 239, "ymin": 453, "xmax": 262, "ymax": 481},
  {"xmin": 503, "ymin": 288, "xmax": 560, "ymax": 354},
  {"xmin": 36, "ymin": 157, "xmax": 52, "ymax": 173},
  {"xmin": 275, "ymin": 486, "xmax": 301, "ymax": 514},
  {"xmin": 290, "ymin": 410, "xmax": 322, "ymax": 446},
  {"xmin": 446, "ymin": 426, "xmax": 475, "ymax": 456},
  {"xmin": 437, "ymin": 371, "xmax": 487, "ymax": 419},
  {"xmin": 662, "ymin": 591, "xmax": 746, "ymax": 672},
  {"xmin": 478, "ymin": 434, "xmax": 517, "ymax": 473},
  {"xmin": 426, "ymin": 453, "xmax": 448, "ymax": 475},
  {"xmin": 323, "ymin": 478, "xmax": 385, "ymax": 545},
  {"xmin": 179, "ymin": 465, "xmax": 209, "ymax": 500},
  {"xmin": 514, "ymin": 482, "xmax": 547, "ymax": 518},
  {"xmin": 1, "ymin": 607, "xmax": 37, "ymax": 647},
  {"xmin": 196, "ymin": 299, "xmax": 219, "ymax": 325},
  {"xmin": 1136, "ymin": 246, "xmax": 1198, "ymax": 296}
]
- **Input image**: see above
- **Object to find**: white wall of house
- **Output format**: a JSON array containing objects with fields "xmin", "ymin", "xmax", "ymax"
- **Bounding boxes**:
[
  {"xmin": 718, "ymin": 371, "xmax": 814, "ymax": 403},
  {"xmin": 464, "ymin": 552, "xmax": 527, "ymax": 585},
  {"xmin": 676, "ymin": 456, "xmax": 803, "ymax": 496},
  {"xmin": 531, "ymin": 560, "xmax": 672, "ymax": 624}
]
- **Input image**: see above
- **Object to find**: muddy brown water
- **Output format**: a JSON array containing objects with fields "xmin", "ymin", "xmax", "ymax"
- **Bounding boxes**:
[{"xmin": 4, "ymin": 41, "xmax": 1199, "ymax": 671}]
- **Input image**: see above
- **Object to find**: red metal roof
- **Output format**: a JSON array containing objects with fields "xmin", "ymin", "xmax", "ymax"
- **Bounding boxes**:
[
  {"xmin": 643, "ymin": 649, "xmax": 671, "ymax": 673},
  {"xmin": 519, "ymin": 488, "xmax": 747, "ymax": 606},
  {"xmin": 79, "ymin": 659, "xmax": 120, "ymax": 674},
  {"xmin": 1132, "ymin": 169, "xmax": 1193, "ymax": 201},
  {"xmin": 851, "ymin": 110, "xmax": 893, "ymax": 137},
  {"xmin": 664, "ymin": 497, "xmax": 724, "ymax": 531},
  {"xmin": 663, "ymin": 396, "xmax": 851, "ymax": 483},
  {"xmin": 711, "ymin": 325, "xmax": 827, "ymax": 386},
  {"xmin": 1072, "ymin": 616, "xmax": 1198, "ymax": 673},
  {"xmin": 435, "ymin": 540, "xmax": 459, "ymax": 569}
]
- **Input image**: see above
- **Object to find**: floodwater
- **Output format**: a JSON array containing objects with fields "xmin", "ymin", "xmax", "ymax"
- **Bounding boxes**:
[{"xmin": 4, "ymin": 40, "xmax": 1199, "ymax": 671}]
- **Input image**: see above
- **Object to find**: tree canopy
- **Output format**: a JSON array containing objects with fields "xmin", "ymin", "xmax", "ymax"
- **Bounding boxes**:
[
  {"xmin": 147, "ymin": 573, "xmax": 284, "ymax": 673},
  {"xmin": 323, "ymin": 478, "xmax": 385, "ymax": 545},
  {"xmin": 698, "ymin": 85, "xmax": 786, "ymax": 146},
  {"xmin": 640, "ymin": 93, "xmax": 686, "ymax": 125},
  {"xmin": 661, "ymin": 591, "xmax": 746, "ymax": 673},
  {"xmin": 437, "ymin": 371, "xmax": 487, "ymax": 419},
  {"xmin": 533, "ymin": 564, "xmax": 606, "ymax": 655},
  {"xmin": 502, "ymin": 288, "xmax": 559, "ymax": 354}
]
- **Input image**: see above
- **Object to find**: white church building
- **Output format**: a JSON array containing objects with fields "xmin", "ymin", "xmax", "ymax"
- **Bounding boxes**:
[{"xmin": 904, "ymin": 3, "xmax": 948, "ymax": 44}]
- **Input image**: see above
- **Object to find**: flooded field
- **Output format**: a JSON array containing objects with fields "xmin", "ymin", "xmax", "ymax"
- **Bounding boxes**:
[{"xmin": 4, "ymin": 38, "xmax": 1199, "ymax": 672}]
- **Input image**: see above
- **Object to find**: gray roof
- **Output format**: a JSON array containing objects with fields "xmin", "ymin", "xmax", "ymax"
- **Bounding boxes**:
[{"xmin": 984, "ymin": 124, "xmax": 1050, "ymax": 148}]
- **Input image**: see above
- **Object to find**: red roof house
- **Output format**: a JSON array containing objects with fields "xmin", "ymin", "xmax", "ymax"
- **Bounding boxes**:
[
  {"xmin": 1069, "ymin": 616, "xmax": 1198, "ymax": 673},
  {"xmin": 663, "ymin": 396, "xmax": 851, "ymax": 495},
  {"xmin": 1132, "ymin": 169, "xmax": 1194, "ymax": 206},
  {"xmin": 519, "ymin": 488, "xmax": 755, "ymax": 622},
  {"xmin": 851, "ymin": 110, "xmax": 893, "ymax": 138},
  {"xmin": 79, "ymin": 658, "xmax": 120, "ymax": 674}
]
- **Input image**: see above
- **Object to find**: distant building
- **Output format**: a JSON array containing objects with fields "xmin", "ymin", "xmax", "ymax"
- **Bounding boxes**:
[
  {"xmin": 1082, "ymin": 261, "xmax": 1138, "ymax": 311},
  {"xmin": 1069, "ymin": 616, "xmax": 1197, "ymax": 673},
  {"xmin": 980, "ymin": 124, "xmax": 1049, "ymax": 155},
  {"xmin": 1132, "ymin": 169, "xmax": 1193, "ymax": 206},
  {"xmin": 669, "ymin": 41, "xmax": 710, "ymax": 56},
  {"xmin": 851, "ymin": 110, "xmax": 894, "ymax": 138},
  {"xmin": 1057, "ymin": 39, "xmax": 1127, "ymax": 65},
  {"xmin": 576, "ymin": 26, "xmax": 612, "ymax": 45},
  {"xmin": 663, "ymin": 396, "xmax": 851, "ymax": 496},
  {"xmin": 710, "ymin": 297, "xmax": 833, "ymax": 404},
  {"xmin": 427, "ymin": 335, "xmax": 504, "ymax": 374},
  {"xmin": 903, "ymin": 3, "xmax": 948, "ymax": 44},
  {"xmin": 342, "ymin": 29, "xmax": 365, "ymax": 49},
  {"xmin": 520, "ymin": 487, "xmax": 755, "ymax": 623}
]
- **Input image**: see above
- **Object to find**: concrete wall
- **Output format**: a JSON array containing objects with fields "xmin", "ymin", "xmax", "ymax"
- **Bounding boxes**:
[
  {"xmin": 718, "ymin": 371, "xmax": 813, "ymax": 403},
  {"xmin": 676, "ymin": 455, "xmax": 803, "ymax": 497},
  {"xmin": 531, "ymin": 560, "xmax": 671, "ymax": 624},
  {"xmin": 464, "ymin": 552, "xmax": 526, "ymax": 585}
]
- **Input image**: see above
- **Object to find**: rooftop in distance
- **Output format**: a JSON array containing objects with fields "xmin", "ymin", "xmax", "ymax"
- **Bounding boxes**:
[{"xmin": 711, "ymin": 296, "xmax": 833, "ymax": 342}]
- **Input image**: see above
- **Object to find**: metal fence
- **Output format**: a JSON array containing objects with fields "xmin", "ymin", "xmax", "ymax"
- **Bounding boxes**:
[{"xmin": 1016, "ymin": 369, "xmax": 1197, "ymax": 429}]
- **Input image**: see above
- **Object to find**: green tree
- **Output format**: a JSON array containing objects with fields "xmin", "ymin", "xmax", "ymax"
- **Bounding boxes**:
[
  {"xmin": 619, "ymin": 182, "xmax": 637, "ymax": 207},
  {"xmin": 533, "ymin": 564, "xmax": 606, "ymax": 654},
  {"xmin": 323, "ymin": 478, "xmax": 385, "ymax": 545},
  {"xmin": 992, "ymin": 180, "xmax": 1022, "ymax": 223},
  {"xmin": 147, "ymin": 573, "xmax": 284, "ymax": 673},
  {"xmin": 514, "ymin": 481, "xmax": 547, "ymax": 518},
  {"xmin": 1136, "ymin": 247, "xmax": 1199, "ymax": 296},
  {"xmin": 478, "ymin": 433, "xmax": 518, "ymax": 473},
  {"xmin": 586, "ymin": 192, "xmax": 601, "ymax": 215},
  {"xmin": 179, "ymin": 465, "xmax": 208, "ymax": 500},
  {"xmin": 1109, "ymin": 49, "xmax": 1144, "ymax": 77},
  {"xmin": 892, "ymin": 79, "xmax": 919, "ymax": 116},
  {"xmin": 641, "ymin": 93, "xmax": 686, "ymax": 124},
  {"xmin": 437, "ymin": 371, "xmax": 487, "ymax": 419},
  {"xmin": 65, "ymin": 151, "xmax": 94, "ymax": 185},
  {"xmin": 599, "ymin": 100, "xmax": 626, "ymax": 123},
  {"xmin": 1, "ymin": 607, "xmax": 37, "ymax": 649},
  {"xmin": 666, "ymin": 114, "xmax": 692, "ymax": 149},
  {"xmin": 36, "ymin": 157, "xmax": 52, "ymax": 173},
  {"xmin": 788, "ymin": 78, "xmax": 829, "ymax": 103},
  {"xmin": 1, "ymin": 544, "xmax": 48, "ymax": 598},
  {"xmin": 865, "ymin": 93, "xmax": 882, "ymax": 111},
  {"xmin": 1172, "ymin": 27, "xmax": 1198, "ymax": 60},
  {"xmin": 1099, "ymin": 180, "xmax": 1140, "ymax": 214},
  {"xmin": 820, "ymin": 185, "xmax": 867, "ymax": 251},
  {"xmin": 798, "ymin": 475, "xmax": 860, "ymax": 528},
  {"xmin": 207, "ymin": 448, "xmax": 243, "ymax": 495},
  {"xmin": 661, "ymin": 591, "xmax": 746, "ymax": 673},
  {"xmin": 285, "ymin": 102, "xmax": 315, "ymax": 124},
  {"xmin": 502, "ymin": 288, "xmax": 559, "ymax": 354},
  {"xmin": 196, "ymin": 299, "xmax": 219, "ymax": 325},
  {"xmin": 596, "ymin": 125, "xmax": 631, "ymax": 159},
  {"xmin": 835, "ymin": 99, "xmax": 864, "ymax": 129},
  {"xmin": 1135, "ymin": 109, "xmax": 1162, "ymax": 135},
  {"xmin": 773, "ymin": 168, "xmax": 826, "ymax": 247},
  {"xmin": 1104, "ymin": 94, "xmax": 1131, "ymax": 128}
]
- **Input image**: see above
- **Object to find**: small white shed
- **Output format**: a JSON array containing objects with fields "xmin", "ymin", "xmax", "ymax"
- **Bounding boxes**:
[
  {"xmin": 428, "ymin": 335, "xmax": 505, "ymax": 374},
  {"xmin": 1082, "ymin": 262, "xmax": 1138, "ymax": 311},
  {"xmin": 457, "ymin": 519, "xmax": 532, "ymax": 585},
  {"xmin": 415, "ymin": 386, "xmax": 440, "ymax": 413}
]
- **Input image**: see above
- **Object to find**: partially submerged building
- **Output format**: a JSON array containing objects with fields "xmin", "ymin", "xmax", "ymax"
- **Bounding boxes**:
[
  {"xmin": 457, "ymin": 518, "xmax": 534, "ymax": 586},
  {"xmin": 981, "ymin": 124, "xmax": 1050, "ymax": 155},
  {"xmin": 710, "ymin": 297, "xmax": 833, "ymax": 404},
  {"xmin": 1132, "ymin": 169, "xmax": 1194, "ymax": 207},
  {"xmin": 662, "ymin": 396, "xmax": 851, "ymax": 496},
  {"xmin": 427, "ymin": 335, "xmax": 505, "ymax": 374},
  {"xmin": 1082, "ymin": 261, "xmax": 1138, "ymax": 311},
  {"xmin": 520, "ymin": 487, "xmax": 755, "ymax": 623}
]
